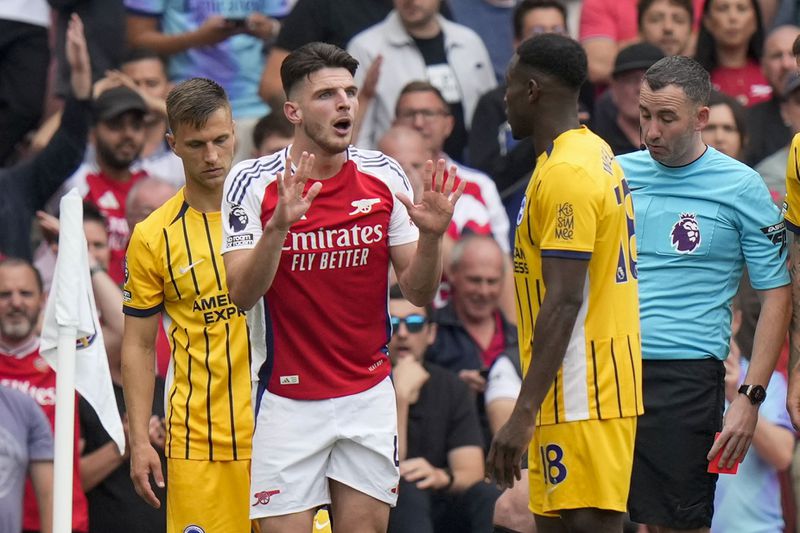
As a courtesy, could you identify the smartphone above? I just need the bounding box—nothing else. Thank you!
[225,17,247,27]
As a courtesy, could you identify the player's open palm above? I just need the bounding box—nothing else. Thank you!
[271,151,322,232]
[396,159,465,235]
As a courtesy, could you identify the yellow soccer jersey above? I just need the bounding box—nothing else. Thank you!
[785,133,800,234]
[513,127,643,426]
[123,190,253,460]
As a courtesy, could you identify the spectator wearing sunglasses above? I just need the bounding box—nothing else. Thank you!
[388,284,499,533]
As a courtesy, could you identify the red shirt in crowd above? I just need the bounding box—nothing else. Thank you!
[0,340,88,532]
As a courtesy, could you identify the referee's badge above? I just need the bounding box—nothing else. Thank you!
[670,213,701,253]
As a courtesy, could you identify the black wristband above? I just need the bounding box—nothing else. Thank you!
[441,467,454,491]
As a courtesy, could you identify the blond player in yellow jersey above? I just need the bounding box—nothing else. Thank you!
[121,78,254,533]
[487,34,643,533]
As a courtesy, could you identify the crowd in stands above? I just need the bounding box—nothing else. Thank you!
[1,0,800,532]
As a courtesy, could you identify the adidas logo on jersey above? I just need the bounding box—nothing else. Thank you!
[279,375,300,385]
[97,190,119,210]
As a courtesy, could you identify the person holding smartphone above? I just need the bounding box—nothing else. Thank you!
[122,0,285,161]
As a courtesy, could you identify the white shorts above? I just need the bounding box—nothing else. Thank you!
[250,376,400,519]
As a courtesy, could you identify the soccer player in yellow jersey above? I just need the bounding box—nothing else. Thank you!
[487,34,643,532]
[784,34,800,431]
[121,78,254,533]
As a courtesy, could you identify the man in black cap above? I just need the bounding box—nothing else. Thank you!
[50,85,149,284]
[592,43,666,155]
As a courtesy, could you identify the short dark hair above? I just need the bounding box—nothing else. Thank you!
[707,89,748,153]
[396,80,451,114]
[281,42,359,98]
[0,257,43,294]
[637,0,693,29]
[82,201,106,226]
[515,33,587,90]
[388,283,434,319]
[252,112,294,149]
[121,47,168,72]
[695,0,763,72]
[644,55,711,105]
[166,78,230,133]
[513,0,568,40]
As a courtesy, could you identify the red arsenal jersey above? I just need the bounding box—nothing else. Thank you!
[222,147,418,400]
[63,164,148,284]
[83,170,147,284]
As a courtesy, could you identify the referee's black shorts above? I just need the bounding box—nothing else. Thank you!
[628,358,725,529]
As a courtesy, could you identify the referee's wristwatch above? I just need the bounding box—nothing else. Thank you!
[738,384,767,405]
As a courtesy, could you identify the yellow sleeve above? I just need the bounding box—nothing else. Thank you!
[122,223,165,316]
[785,133,800,234]
[536,163,602,258]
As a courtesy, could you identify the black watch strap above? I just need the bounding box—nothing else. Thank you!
[738,384,767,405]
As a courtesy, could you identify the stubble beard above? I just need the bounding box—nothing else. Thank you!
[303,122,351,155]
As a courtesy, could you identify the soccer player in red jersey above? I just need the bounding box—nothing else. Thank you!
[222,42,464,533]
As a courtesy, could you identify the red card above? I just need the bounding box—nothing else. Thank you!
[707,432,739,474]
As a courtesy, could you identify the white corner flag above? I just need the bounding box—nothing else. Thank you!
[39,189,125,533]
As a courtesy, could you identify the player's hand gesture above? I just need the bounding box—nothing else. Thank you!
[268,152,322,232]
[486,410,534,490]
[130,442,164,508]
[395,159,465,236]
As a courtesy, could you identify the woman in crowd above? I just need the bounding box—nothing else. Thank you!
[701,90,749,160]
[695,0,770,106]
